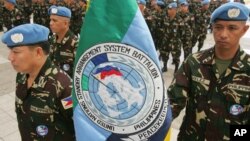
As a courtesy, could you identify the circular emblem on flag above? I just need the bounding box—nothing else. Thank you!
[36,125,48,136]
[74,43,168,140]
[230,104,243,116]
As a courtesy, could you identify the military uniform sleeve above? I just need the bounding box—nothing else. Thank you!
[56,73,74,121]
[167,58,191,119]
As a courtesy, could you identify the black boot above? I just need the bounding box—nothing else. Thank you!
[174,63,179,73]
[162,63,167,72]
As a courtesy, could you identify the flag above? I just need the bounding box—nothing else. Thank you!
[61,96,73,110]
[72,0,172,140]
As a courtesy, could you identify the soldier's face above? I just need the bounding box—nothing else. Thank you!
[8,46,37,73]
[167,8,177,16]
[212,20,249,51]
[138,4,145,14]
[180,5,188,13]
[50,15,69,34]
[4,1,12,10]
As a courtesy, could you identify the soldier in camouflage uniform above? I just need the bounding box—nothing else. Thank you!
[32,0,50,26]
[178,0,195,59]
[192,0,211,52]
[144,0,158,47]
[160,2,182,72]
[152,0,165,51]
[63,0,84,35]
[48,6,78,78]
[168,3,250,140]
[17,0,32,23]
[3,0,28,31]
[207,0,221,33]
[2,24,75,141]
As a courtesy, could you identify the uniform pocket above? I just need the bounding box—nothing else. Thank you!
[223,83,250,124]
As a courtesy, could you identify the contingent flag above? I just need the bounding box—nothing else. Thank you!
[72,0,172,140]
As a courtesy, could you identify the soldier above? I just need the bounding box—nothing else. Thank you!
[63,0,83,35]
[168,2,250,140]
[1,23,75,140]
[3,0,28,31]
[178,0,195,59]
[48,6,78,77]
[144,0,158,44]
[137,0,147,16]
[208,0,221,33]
[153,0,165,51]
[160,2,182,72]
[192,0,211,51]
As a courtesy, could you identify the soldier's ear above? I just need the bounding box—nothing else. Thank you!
[34,46,45,59]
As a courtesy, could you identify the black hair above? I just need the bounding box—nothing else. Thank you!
[27,41,50,55]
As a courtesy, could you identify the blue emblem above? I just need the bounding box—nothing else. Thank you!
[74,43,168,140]
[36,125,48,136]
[230,104,243,116]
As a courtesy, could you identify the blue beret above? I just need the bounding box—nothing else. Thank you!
[201,0,210,5]
[168,2,177,9]
[179,0,189,6]
[210,2,250,23]
[157,0,165,6]
[5,0,16,5]
[48,6,71,18]
[137,0,146,5]
[1,24,49,48]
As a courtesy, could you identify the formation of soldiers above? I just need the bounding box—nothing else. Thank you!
[0,0,87,36]
[138,0,234,72]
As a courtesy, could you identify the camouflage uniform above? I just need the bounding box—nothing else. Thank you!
[208,0,220,32]
[168,48,250,141]
[16,58,75,141]
[32,1,50,26]
[4,5,27,30]
[49,30,78,77]
[192,5,211,51]
[153,9,165,50]
[160,13,182,72]
[17,0,32,23]
[179,11,195,59]
[69,3,85,35]
[144,7,158,46]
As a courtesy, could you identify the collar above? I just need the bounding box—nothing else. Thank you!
[199,47,249,71]
[17,58,53,85]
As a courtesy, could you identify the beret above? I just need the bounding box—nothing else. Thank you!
[5,0,16,5]
[179,0,189,6]
[1,24,49,48]
[48,5,71,18]
[210,2,250,23]
[157,0,165,6]
[168,2,177,9]
[137,0,146,5]
[201,0,210,5]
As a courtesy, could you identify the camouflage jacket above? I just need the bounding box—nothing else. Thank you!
[168,47,250,141]
[5,6,27,30]
[179,12,195,38]
[15,58,75,141]
[162,14,182,43]
[49,30,79,78]
[32,3,50,26]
